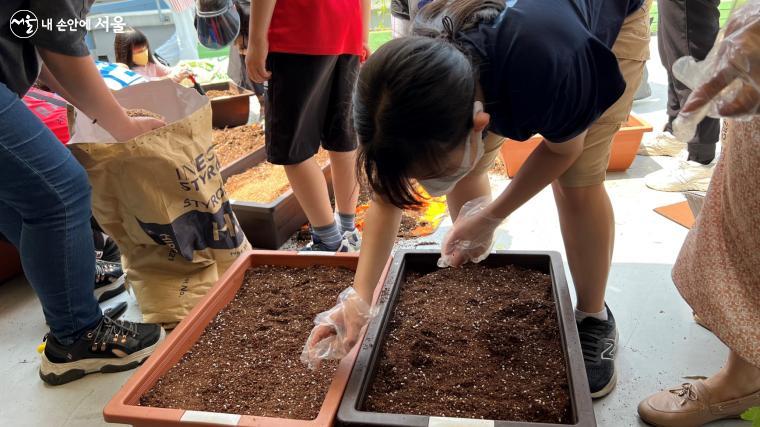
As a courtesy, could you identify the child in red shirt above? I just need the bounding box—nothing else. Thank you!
[246,0,370,251]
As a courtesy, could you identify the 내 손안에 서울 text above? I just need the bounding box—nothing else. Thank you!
[9,9,126,39]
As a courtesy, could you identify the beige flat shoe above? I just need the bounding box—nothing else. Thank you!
[638,381,760,426]
[692,312,711,331]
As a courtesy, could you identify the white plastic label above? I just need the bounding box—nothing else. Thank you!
[180,410,241,425]
[429,417,495,427]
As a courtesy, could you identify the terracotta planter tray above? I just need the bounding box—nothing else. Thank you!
[224,156,334,249]
[499,114,653,178]
[338,250,595,427]
[104,250,391,427]
[201,81,253,129]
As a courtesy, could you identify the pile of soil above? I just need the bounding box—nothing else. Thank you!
[126,108,164,121]
[356,186,439,239]
[212,124,265,167]
[225,150,330,203]
[489,155,509,176]
[140,265,353,419]
[364,264,572,423]
[206,89,238,99]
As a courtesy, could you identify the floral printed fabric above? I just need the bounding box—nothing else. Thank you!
[673,117,760,367]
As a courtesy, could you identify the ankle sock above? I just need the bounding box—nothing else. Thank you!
[337,212,356,233]
[312,222,342,250]
[575,307,608,322]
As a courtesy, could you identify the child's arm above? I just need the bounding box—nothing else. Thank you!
[302,198,402,368]
[352,198,402,303]
[246,0,276,83]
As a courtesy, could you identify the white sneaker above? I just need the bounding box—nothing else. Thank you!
[638,131,687,157]
[338,229,361,252]
[645,160,714,192]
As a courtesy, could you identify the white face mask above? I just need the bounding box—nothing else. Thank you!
[418,101,485,197]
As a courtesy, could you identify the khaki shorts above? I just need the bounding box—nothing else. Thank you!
[473,0,652,187]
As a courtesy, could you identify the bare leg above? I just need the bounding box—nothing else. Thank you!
[446,171,492,221]
[328,150,359,216]
[284,157,333,227]
[552,182,614,313]
[704,350,760,402]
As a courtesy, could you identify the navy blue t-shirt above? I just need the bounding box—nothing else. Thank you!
[460,0,643,142]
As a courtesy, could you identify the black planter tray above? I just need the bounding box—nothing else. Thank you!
[338,250,596,427]
[201,81,253,129]
[220,145,267,180]
[223,155,333,250]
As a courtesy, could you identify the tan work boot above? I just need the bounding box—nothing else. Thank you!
[638,131,687,157]
[638,381,760,426]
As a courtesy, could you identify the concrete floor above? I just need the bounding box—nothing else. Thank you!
[0,38,746,427]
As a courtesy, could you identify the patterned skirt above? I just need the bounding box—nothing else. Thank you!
[673,117,760,367]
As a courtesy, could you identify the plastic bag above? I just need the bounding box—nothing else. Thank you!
[672,0,760,141]
[438,195,502,268]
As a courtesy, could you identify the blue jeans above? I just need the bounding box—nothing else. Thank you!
[0,82,101,345]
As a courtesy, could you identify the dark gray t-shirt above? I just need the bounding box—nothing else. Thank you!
[460,0,642,142]
[1,1,93,96]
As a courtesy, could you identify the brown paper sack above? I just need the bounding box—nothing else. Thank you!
[69,79,251,326]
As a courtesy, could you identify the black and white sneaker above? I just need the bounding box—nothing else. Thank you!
[94,260,126,302]
[39,316,165,385]
[93,231,121,263]
[577,305,618,399]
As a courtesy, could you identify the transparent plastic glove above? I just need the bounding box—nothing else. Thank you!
[438,196,504,268]
[673,0,760,141]
[169,67,191,83]
[301,287,372,370]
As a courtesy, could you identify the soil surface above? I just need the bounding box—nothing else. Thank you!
[212,124,265,167]
[125,108,164,120]
[140,265,353,419]
[364,264,572,423]
[206,89,238,99]
[225,150,329,203]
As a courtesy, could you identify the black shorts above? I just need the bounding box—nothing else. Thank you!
[265,53,360,165]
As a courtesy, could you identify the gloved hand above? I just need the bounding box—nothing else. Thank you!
[438,196,504,268]
[673,0,760,141]
[169,67,191,83]
[301,287,372,370]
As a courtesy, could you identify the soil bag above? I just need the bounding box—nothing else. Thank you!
[69,79,251,326]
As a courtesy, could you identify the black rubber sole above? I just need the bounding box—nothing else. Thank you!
[103,301,128,320]
[96,283,126,303]
[39,358,145,386]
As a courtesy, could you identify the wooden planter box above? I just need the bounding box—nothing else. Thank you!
[219,143,267,180]
[338,250,596,427]
[222,156,334,250]
[201,81,253,129]
[104,250,391,427]
[0,239,22,283]
[499,114,653,178]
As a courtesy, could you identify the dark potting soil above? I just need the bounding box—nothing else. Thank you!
[364,264,572,423]
[139,265,353,419]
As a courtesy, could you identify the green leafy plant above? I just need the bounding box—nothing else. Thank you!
[742,407,760,427]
